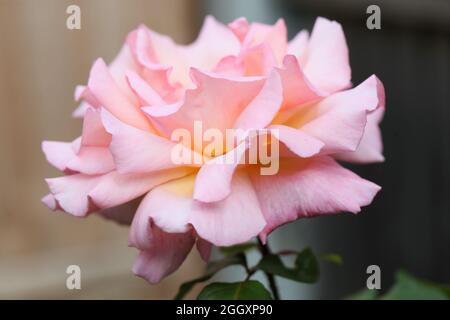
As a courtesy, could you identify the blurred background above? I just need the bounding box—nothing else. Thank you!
[0,0,449,299]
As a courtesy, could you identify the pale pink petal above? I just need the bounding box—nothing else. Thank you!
[102,109,201,174]
[89,168,193,210]
[193,141,248,203]
[228,17,249,42]
[183,15,241,73]
[287,30,309,60]
[131,172,265,247]
[268,125,324,157]
[74,85,101,108]
[234,70,283,130]
[45,174,100,217]
[126,70,166,106]
[80,108,111,147]
[191,172,266,246]
[42,140,76,172]
[141,69,264,137]
[302,17,351,94]
[277,55,324,110]
[132,223,195,284]
[41,193,60,211]
[242,19,287,65]
[250,157,381,242]
[88,58,152,131]
[65,146,114,175]
[72,102,91,118]
[108,44,141,103]
[335,106,385,163]
[45,168,191,217]
[129,174,195,246]
[288,75,384,154]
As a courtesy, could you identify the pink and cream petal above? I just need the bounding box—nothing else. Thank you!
[250,157,381,242]
[190,171,266,246]
[287,75,384,154]
[102,109,201,174]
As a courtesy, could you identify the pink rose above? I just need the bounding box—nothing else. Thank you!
[42,16,384,283]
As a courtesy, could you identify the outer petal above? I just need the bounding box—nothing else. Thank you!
[45,168,191,217]
[287,30,309,60]
[286,75,384,154]
[191,172,266,246]
[65,146,114,175]
[302,17,351,94]
[131,172,266,247]
[268,125,324,158]
[42,140,76,172]
[132,223,195,284]
[88,58,152,131]
[41,193,60,211]
[250,157,381,242]
[334,99,385,163]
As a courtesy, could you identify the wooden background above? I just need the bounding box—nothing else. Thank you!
[0,0,204,299]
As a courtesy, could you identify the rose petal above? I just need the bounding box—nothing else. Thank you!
[132,223,195,284]
[249,157,381,242]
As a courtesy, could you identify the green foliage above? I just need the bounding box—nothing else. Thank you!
[382,271,449,300]
[256,247,319,283]
[320,253,343,266]
[174,253,247,300]
[348,271,450,300]
[197,280,273,300]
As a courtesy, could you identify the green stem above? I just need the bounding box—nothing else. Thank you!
[257,238,280,300]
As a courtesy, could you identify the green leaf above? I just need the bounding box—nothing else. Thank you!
[219,243,257,256]
[346,288,378,300]
[174,254,247,300]
[197,280,273,300]
[320,253,343,266]
[256,247,319,283]
[381,271,448,300]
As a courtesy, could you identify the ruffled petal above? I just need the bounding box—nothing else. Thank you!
[334,91,385,163]
[249,157,381,242]
[301,17,351,94]
[102,109,201,174]
[276,55,325,110]
[131,172,266,247]
[286,75,384,154]
[88,58,152,131]
[234,70,283,130]
[142,69,264,137]
[132,223,195,283]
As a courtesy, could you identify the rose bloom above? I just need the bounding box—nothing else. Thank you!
[42,16,385,283]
